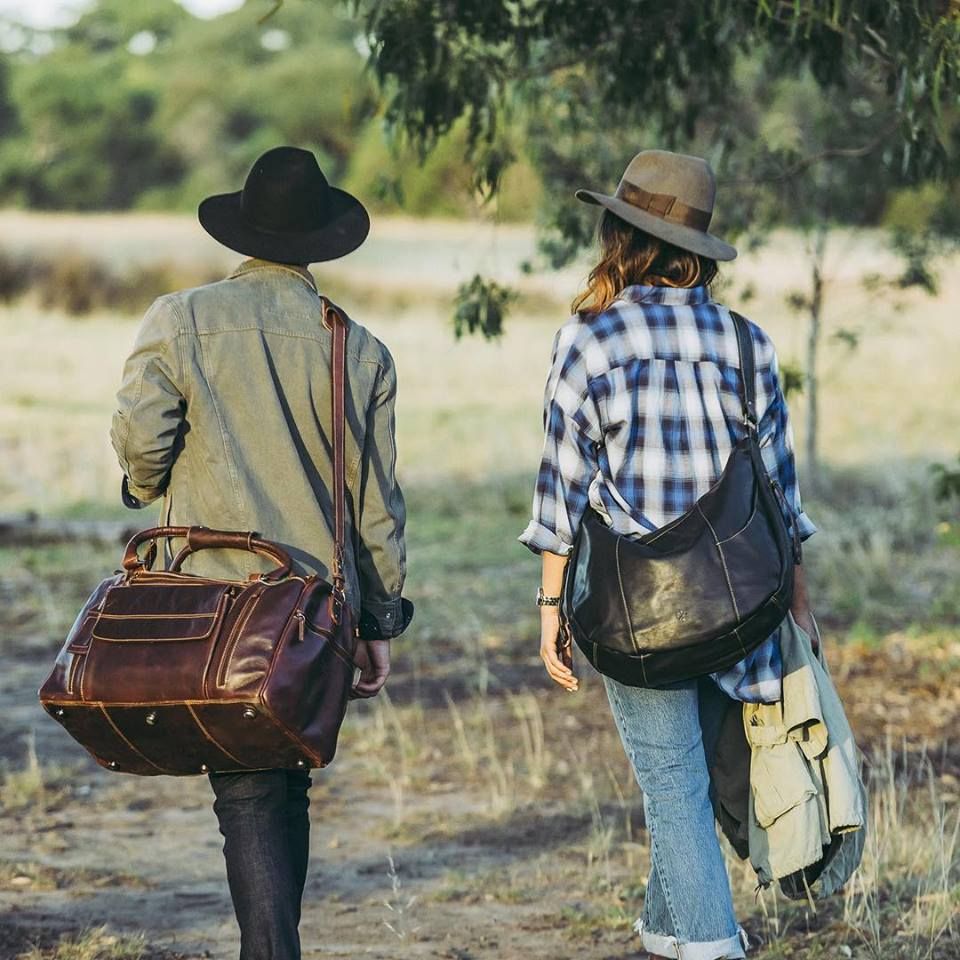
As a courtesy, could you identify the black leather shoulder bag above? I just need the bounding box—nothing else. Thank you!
[560,311,803,688]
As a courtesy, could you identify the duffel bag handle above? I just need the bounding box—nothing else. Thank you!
[122,526,293,581]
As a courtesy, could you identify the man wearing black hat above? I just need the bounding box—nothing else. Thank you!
[111,146,412,959]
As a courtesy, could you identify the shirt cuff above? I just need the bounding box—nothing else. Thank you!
[358,597,413,640]
[518,520,574,557]
[795,511,817,542]
[124,477,165,505]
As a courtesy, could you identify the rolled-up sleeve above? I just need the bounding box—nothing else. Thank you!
[356,347,409,638]
[757,352,817,542]
[110,296,186,504]
[519,321,601,556]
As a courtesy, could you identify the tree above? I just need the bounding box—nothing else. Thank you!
[350,1,959,272]
[355,1,959,198]
[711,60,960,486]
[349,0,960,481]
[0,0,189,209]
[0,0,380,211]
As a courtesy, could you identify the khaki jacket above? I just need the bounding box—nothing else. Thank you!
[743,613,867,894]
[110,259,408,638]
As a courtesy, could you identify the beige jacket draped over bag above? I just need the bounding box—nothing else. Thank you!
[743,612,867,894]
[709,612,867,899]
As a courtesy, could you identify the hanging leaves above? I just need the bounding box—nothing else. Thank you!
[452,274,517,340]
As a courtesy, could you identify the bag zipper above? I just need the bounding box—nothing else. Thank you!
[216,589,264,688]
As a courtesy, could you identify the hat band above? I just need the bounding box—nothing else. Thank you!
[616,182,712,232]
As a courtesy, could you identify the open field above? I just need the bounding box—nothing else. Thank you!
[1,210,959,515]
[0,213,958,959]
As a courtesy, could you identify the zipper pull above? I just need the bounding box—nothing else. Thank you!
[294,610,305,643]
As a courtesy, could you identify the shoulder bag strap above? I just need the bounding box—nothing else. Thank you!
[729,311,758,435]
[320,296,348,601]
[730,309,803,563]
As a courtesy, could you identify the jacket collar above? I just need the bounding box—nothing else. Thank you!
[619,283,711,306]
[229,258,318,294]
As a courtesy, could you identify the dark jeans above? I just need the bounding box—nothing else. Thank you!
[209,769,312,960]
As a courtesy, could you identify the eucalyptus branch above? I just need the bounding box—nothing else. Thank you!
[722,121,900,187]
[258,0,283,23]
[764,1,894,67]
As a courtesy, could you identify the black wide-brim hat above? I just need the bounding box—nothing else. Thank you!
[199,146,369,263]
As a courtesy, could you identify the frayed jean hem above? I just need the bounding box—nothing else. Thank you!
[635,919,749,960]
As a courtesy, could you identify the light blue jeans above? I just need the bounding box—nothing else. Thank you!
[604,675,750,960]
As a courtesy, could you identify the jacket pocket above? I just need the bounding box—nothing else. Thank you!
[750,741,819,828]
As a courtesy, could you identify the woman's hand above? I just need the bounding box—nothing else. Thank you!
[790,564,819,654]
[540,607,579,692]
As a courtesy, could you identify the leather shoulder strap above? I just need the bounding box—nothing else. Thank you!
[729,311,758,433]
[320,296,348,595]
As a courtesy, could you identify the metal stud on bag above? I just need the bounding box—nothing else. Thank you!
[242,707,257,720]
[145,711,158,726]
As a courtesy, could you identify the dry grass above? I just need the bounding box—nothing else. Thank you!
[16,927,147,960]
[341,679,960,959]
[0,214,957,513]
[842,742,960,959]
[0,737,79,818]
[0,862,146,893]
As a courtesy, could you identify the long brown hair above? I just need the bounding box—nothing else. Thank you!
[572,210,719,315]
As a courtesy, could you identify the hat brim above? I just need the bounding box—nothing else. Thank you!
[198,187,370,264]
[575,189,737,262]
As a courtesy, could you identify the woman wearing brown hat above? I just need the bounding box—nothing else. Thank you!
[520,150,817,958]
[112,146,413,959]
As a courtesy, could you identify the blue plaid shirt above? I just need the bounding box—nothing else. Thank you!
[519,283,816,703]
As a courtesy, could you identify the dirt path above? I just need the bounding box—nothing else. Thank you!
[4,629,959,960]
[2,646,646,960]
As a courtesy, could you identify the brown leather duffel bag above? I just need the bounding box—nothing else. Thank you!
[39,299,358,776]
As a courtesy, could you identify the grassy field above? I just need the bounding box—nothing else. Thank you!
[0,213,958,959]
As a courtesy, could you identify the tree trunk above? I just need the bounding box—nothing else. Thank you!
[804,226,827,492]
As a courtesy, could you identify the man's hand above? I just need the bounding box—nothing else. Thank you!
[351,639,390,699]
[540,607,578,692]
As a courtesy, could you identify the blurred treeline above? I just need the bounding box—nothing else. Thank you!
[0,0,541,219]
[0,0,955,233]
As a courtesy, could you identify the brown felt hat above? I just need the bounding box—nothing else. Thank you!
[576,149,737,262]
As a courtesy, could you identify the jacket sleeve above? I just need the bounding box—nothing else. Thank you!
[355,347,408,639]
[110,296,186,504]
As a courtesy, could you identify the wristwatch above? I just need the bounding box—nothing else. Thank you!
[536,587,561,607]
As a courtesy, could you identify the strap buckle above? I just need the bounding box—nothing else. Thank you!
[331,577,347,626]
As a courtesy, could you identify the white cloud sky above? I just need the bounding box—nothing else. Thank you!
[0,0,247,28]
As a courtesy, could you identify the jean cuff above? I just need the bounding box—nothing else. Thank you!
[635,919,749,959]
